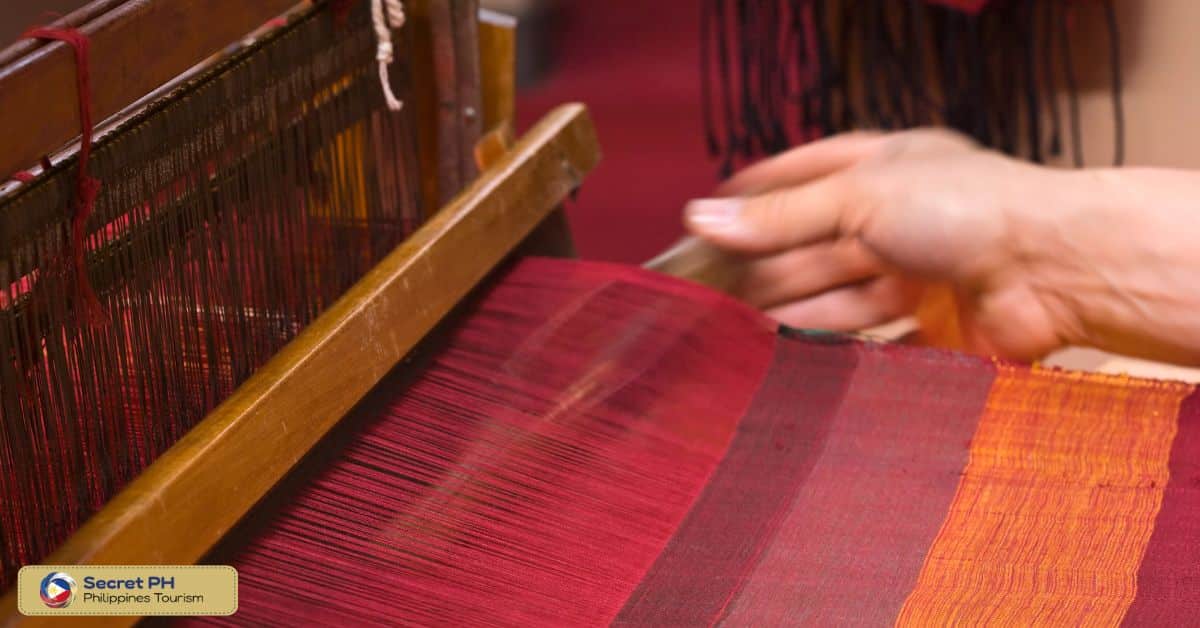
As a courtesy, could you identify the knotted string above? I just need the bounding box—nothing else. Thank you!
[371,0,406,111]
[22,26,105,322]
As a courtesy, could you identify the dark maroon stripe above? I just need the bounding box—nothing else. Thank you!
[1123,387,1200,626]
[719,343,996,624]
[614,334,858,625]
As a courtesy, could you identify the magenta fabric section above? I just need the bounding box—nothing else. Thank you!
[1123,388,1200,625]
[196,259,777,626]
[720,341,996,624]
[614,334,858,624]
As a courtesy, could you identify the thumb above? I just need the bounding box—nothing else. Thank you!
[684,176,851,255]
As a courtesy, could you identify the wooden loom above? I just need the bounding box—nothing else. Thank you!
[0,1,601,624]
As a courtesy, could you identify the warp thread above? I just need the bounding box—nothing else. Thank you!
[21,26,105,321]
[0,3,423,589]
[371,0,406,111]
[196,259,777,626]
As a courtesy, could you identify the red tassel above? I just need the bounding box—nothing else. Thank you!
[22,26,105,323]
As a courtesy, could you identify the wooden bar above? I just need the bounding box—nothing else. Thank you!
[0,0,298,179]
[478,8,517,132]
[405,0,444,214]
[0,0,125,68]
[0,103,598,628]
[474,9,516,171]
[453,0,484,182]
[428,0,466,204]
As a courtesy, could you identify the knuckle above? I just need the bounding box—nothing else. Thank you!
[879,127,978,160]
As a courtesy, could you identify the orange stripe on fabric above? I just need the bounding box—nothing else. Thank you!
[896,365,1192,626]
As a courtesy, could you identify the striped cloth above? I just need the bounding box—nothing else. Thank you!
[205,258,1199,626]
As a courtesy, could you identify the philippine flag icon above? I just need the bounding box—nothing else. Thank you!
[39,572,76,609]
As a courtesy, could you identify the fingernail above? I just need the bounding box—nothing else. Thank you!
[685,198,742,231]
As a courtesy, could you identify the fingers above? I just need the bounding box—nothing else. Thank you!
[685,174,859,256]
[690,128,980,257]
[716,131,886,197]
[734,240,881,309]
[763,275,923,332]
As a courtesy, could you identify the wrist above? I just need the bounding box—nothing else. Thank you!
[1000,166,1124,348]
[1012,166,1200,362]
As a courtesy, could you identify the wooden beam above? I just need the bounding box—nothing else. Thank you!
[407,0,483,209]
[452,0,484,183]
[478,8,516,132]
[0,103,598,627]
[0,0,125,68]
[0,0,299,179]
[405,0,443,214]
[474,12,516,171]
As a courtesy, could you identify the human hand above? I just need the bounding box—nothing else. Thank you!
[684,129,1200,364]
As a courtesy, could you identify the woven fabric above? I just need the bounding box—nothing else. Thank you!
[198,258,1200,626]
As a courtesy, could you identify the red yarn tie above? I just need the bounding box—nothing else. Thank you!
[22,26,104,320]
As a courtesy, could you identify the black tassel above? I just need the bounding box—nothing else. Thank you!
[936,9,963,132]
[1020,0,1042,163]
[835,2,857,130]
[698,0,1123,175]
[1103,0,1125,166]
[792,0,812,145]
[1058,2,1084,167]
[811,0,835,135]
[710,0,739,173]
[1041,0,1063,158]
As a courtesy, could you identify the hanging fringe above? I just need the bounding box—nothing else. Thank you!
[701,0,1126,173]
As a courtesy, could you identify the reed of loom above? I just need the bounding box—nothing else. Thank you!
[0,0,615,624]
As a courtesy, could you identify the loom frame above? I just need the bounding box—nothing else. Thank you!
[0,1,598,625]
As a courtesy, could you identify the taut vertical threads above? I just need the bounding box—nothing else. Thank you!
[0,2,423,588]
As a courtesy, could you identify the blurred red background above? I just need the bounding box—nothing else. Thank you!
[516,0,711,263]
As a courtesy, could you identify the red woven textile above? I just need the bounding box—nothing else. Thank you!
[195,258,1199,625]
[1124,391,1200,623]
[201,259,776,625]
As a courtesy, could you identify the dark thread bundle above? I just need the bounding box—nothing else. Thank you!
[0,4,422,589]
[701,0,1125,177]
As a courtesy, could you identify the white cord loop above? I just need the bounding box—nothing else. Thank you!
[371,0,405,111]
